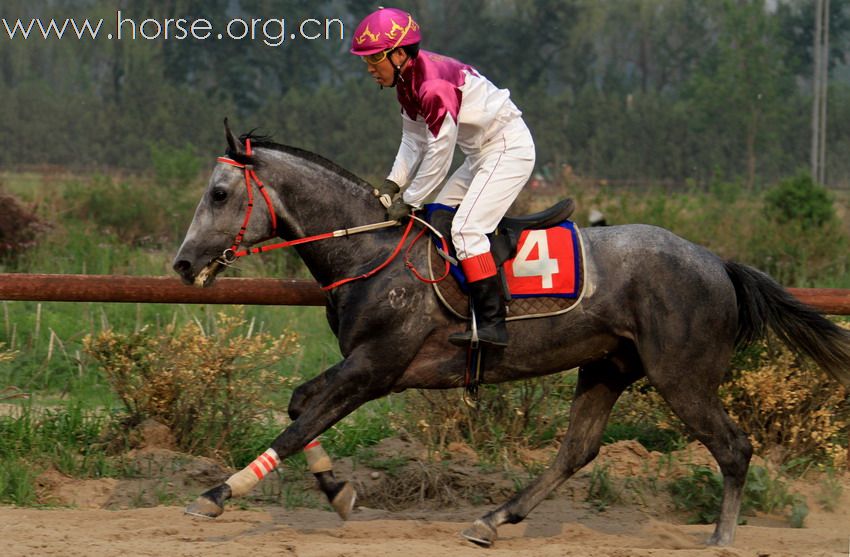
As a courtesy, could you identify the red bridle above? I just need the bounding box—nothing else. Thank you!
[216,139,278,263]
[212,139,449,290]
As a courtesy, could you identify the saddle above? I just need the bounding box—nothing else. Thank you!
[426,199,586,321]
[492,199,576,266]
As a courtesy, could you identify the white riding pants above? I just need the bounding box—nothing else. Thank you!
[434,118,535,260]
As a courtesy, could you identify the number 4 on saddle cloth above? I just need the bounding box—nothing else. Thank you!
[424,200,586,321]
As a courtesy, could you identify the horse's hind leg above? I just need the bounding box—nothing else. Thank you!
[462,359,642,547]
[648,357,752,546]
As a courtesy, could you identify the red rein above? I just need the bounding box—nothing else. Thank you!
[215,141,450,291]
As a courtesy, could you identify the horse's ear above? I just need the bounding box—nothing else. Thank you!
[224,118,243,154]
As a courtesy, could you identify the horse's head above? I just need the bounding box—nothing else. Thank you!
[172,120,278,287]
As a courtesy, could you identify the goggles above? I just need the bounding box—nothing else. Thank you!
[361,49,393,65]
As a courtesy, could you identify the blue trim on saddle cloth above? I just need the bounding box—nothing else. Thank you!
[424,204,469,289]
[424,203,582,299]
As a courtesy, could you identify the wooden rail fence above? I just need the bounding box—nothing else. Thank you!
[0,274,326,306]
[786,288,850,316]
[0,274,849,315]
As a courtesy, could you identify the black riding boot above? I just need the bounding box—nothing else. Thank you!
[448,274,508,347]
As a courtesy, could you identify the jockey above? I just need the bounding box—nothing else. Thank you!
[351,7,536,347]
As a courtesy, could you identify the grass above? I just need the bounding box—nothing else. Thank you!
[816,472,844,512]
[0,403,123,504]
[322,397,404,457]
[669,465,810,527]
[0,301,339,405]
[602,422,685,454]
[0,459,38,506]
[586,464,621,511]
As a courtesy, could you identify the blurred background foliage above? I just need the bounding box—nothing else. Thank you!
[0,0,848,187]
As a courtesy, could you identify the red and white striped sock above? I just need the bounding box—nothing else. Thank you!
[225,448,280,497]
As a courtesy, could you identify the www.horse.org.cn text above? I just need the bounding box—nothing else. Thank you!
[1,11,346,47]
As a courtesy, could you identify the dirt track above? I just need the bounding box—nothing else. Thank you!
[1,497,847,557]
[3,438,847,557]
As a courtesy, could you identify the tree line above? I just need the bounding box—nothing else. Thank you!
[0,0,848,188]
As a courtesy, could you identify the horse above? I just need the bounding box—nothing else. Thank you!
[172,121,850,547]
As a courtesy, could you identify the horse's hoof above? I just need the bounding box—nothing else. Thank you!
[461,519,497,547]
[706,533,732,546]
[331,482,357,520]
[184,483,231,518]
[184,495,225,518]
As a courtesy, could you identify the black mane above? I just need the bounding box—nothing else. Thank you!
[227,131,371,189]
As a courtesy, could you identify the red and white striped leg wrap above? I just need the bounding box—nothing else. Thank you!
[225,448,280,497]
[303,438,333,474]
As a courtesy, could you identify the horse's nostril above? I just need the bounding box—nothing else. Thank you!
[173,260,192,275]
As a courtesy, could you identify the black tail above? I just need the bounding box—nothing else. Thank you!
[725,261,850,388]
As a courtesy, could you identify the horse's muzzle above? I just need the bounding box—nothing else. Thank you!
[172,259,196,286]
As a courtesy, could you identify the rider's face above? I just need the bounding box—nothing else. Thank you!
[365,50,407,87]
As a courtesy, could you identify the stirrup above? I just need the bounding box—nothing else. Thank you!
[448,326,507,347]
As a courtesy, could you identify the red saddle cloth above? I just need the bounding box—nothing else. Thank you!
[503,222,580,298]
[428,220,585,321]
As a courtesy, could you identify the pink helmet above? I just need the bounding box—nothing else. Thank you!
[350,8,421,56]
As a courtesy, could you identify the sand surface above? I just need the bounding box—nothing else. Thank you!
[3,438,847,556]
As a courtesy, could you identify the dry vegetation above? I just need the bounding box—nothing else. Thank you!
[0,191,48,261]
[84,310,300,462]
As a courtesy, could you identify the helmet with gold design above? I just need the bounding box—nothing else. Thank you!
[350,8,421,57]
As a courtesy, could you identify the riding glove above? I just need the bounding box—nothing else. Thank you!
[373,179,400,209]
[387,197,411,221]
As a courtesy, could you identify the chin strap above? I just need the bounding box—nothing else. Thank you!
[381,50,407,89]
[390,61,405,87]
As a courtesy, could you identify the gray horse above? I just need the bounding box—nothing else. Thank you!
[173,123,850,547]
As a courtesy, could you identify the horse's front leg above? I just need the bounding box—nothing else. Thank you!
[185,352,400,519]
[288,368,356,519]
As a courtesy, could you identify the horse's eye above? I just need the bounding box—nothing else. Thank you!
[211,188,228,202]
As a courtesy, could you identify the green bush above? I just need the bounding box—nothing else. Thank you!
[149,142,203,188]
[764,172,835,230]
[606,379,688,453]
[0,459,37,505]
[669,466,724,524]
[574,177,849,287]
